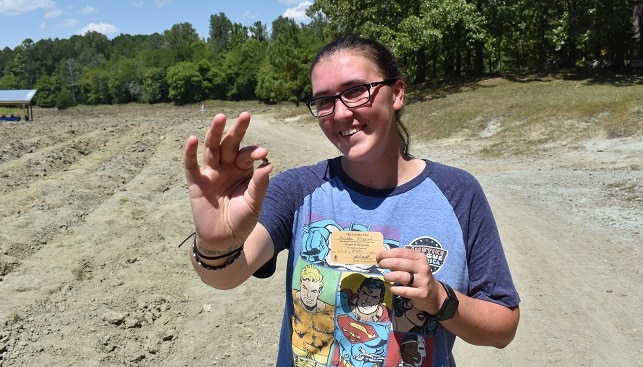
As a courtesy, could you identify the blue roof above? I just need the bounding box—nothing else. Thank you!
[0,89,37,104]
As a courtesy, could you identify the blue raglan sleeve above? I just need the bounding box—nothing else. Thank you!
[429,161,520,307]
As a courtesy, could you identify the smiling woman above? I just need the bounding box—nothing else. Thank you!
[183,35,520,366]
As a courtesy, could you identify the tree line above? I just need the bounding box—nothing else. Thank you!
[0,1,641,109]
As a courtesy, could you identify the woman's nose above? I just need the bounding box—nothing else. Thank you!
[333,98,353,118]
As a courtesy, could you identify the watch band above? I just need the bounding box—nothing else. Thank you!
[431,281,459,321]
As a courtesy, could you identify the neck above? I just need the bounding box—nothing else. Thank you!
[341,153,422,190]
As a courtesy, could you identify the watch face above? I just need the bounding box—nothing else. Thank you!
[439,298,459,320]
[436,282,459,321]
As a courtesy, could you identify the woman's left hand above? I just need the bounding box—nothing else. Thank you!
[376,247,445,316]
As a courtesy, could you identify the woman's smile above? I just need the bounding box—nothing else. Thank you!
[340,126,363,137]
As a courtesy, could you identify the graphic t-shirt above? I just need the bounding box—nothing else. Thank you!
[256,158,520,367]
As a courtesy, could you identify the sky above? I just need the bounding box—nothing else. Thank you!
[0,0,312,49]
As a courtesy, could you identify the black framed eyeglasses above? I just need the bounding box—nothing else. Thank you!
[306,79,398,118]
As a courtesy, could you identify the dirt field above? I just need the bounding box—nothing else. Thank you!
[0,104,641,366]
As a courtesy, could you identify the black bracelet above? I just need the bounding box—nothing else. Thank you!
[192,236,243,260]
[177,232,196,248]
[178,232,243,260]
[192,239,244,271]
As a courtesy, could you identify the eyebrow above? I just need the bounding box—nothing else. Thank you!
[312,79,369,99]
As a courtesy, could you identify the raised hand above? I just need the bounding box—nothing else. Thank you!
[183,112,272,250]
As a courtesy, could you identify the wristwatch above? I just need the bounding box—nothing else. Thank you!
[430,281,459,321]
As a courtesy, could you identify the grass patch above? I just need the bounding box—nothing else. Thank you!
[606,179,641,204]
[0,259,18,276]
[403,73,643,155]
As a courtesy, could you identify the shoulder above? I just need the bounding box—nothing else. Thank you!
[424,160,484,195]
[426,160,478,183]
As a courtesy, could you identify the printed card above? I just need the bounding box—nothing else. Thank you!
[329,231,383,265]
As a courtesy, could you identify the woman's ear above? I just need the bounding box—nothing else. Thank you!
[393,79,405,110]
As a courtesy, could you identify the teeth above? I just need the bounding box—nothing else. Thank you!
[341,127,361,136]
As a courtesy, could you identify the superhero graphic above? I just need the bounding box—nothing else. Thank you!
[292,263,337,365]
[392,296,438,336]
[384,332,433,367]
[332,274,392,366]
[293,220,448,366]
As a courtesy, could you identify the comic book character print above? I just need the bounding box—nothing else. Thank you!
[301,219,398,273]
[332,275,391,367]
[392,296,438,336]
[292,264,336,365]
[383,332,433,367]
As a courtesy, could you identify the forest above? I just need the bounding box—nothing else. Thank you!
[0,0,641,109]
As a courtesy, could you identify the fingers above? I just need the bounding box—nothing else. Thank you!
[377,247,432,288]
[200,111,253,169]
[376,247,424,267]
[220,112,251,165]
[235,145,268,171]
[202,113,228,166]
[183,135,200,185]
[183,112,271,196]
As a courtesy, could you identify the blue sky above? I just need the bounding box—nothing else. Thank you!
[0,0,312,49]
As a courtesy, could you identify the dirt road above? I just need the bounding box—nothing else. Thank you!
[1,105,641,366]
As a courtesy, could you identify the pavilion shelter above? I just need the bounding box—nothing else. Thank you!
[0,89,37,121]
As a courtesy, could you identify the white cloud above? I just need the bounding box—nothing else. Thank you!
[132,1,144,7]
[43,7,62,18]
[154,0,172,8]
[283,1,311,23]
[0,0,55,16]
[80,6,97,15]
[242,10,258,21]
[79,22,119,37]
[61,18,78,28]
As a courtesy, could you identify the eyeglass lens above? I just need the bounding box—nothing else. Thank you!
[310,85,370,117]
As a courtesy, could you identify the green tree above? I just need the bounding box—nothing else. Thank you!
[108,58,144,103]
[256,17,319,104]
[30,38,63,77]
[55,87,75,109]
[249,21,269,42]
[69,32,110,67]
[13,39,39,86]
[164,22,201,61]
[142,67,169,104]
[166,61,204,104]
[80,67,111,105]
[308,0,487,80]
[0,73,21,89]
[34,74,64,107]
[221,39,266,100]
[61,58,81,103]
[209,13,234,54]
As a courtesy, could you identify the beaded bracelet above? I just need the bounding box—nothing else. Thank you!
[191,236,243,271]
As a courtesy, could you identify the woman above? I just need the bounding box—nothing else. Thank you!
[183,36,520,366]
